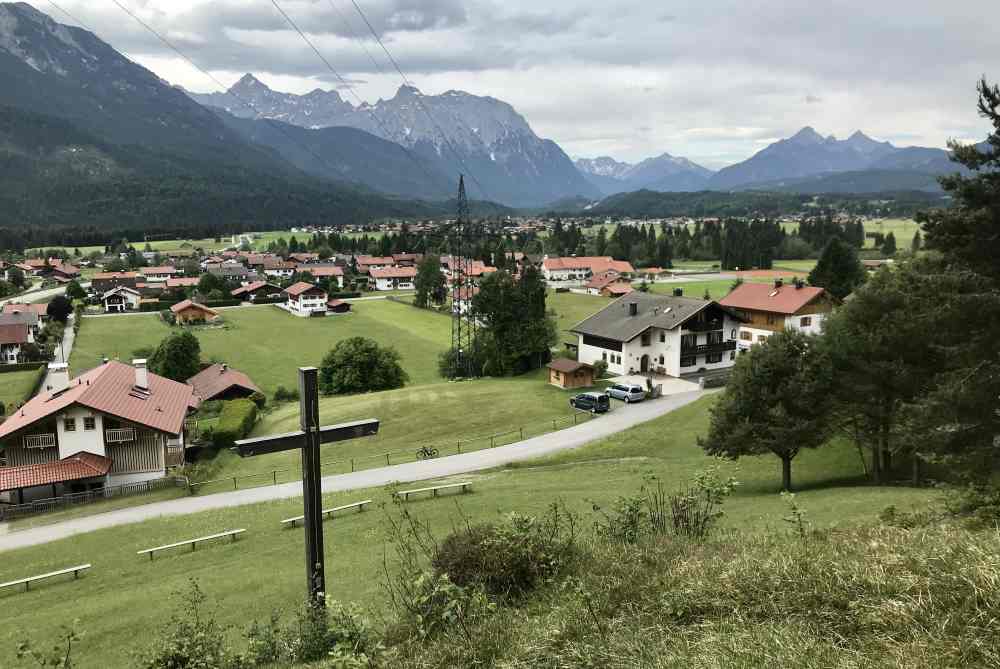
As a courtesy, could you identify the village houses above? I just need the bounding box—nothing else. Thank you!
[718,279,838,352]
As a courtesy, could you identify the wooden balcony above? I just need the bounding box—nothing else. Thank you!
[684,320,724,333]
[23,433,56,449]
[105,428,136,443]
[681,340,737,356]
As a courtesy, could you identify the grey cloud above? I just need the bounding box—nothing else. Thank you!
[805,94,822,104]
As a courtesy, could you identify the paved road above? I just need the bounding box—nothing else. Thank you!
[38,313,77,391]
[0,390,707,552]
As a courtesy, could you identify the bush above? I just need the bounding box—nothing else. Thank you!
[283,600,381,664]
[947,484,1000,528]
[320,337,408,394]
[211,399,257,450]
[272,385,299,403]
[248,391,266,409]
[431,503,578,599]
[592,359,608,379]
[141,580,233,669]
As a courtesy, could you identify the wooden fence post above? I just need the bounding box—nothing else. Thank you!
[233,477,238,490]
[272,471,277,486]
[385,453,390,466]
[351,458,355,472]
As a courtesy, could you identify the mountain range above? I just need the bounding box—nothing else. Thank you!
[189,76,599,206]
[575,153,715,195]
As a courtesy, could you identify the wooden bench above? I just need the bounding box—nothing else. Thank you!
[137,529,246,560]
[281,499,372,528]
[394,482,473,502]
[0,564,91,593]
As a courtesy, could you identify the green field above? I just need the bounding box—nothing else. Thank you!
[70,301,453,394]
[0,397,939,668]
[194,371,607,491]
[547,289,608,336]
[0,367,44,415]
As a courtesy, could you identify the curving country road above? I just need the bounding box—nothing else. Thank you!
[0,390,708,552]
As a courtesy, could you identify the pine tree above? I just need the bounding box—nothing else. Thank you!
[881,231,897,256]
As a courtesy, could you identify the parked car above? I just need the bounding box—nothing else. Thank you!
[569,392,610,414]
[606,383,647,403]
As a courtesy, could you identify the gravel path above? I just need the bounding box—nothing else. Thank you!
[0,390,707,552]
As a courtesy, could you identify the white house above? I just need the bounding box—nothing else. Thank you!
[0,321,33,365]
[369,266,417,291]
[102,286,142,313]
[263,260,296,280]
[718,279,838,352]
[283,282,328,317]
[0,360,196,503]
[571,292,743,377]
[141,266,178,282]
[303,265,345,289]
[542,256,635,287]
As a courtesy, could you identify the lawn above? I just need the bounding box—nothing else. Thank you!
[69,301,452,394]
[0,397,940,668]
[195,371,609,491]
[547,289,607,337]
[0,367,44,415]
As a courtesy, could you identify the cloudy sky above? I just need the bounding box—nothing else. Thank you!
[38,0,1000,168]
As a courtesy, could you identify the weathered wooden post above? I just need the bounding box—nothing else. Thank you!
[233,367,379,607]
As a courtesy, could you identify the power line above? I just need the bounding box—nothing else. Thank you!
[269,0,445,191]
[345,0,492,200]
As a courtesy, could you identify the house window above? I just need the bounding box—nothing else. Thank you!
[707,352,723,363]
[757,335,767,343]
[641,332,651,347]
[707,331,724,345]
[680,356,696,368]
[64,418,76,432]
[740,331,752,341]
[84,417,96,431]
[800,316,812,327]
[730,351,736,361]
[659,331,665,343]
[602,351,607,361]
[731,328,737,339]
[659,355,664,365]
[680,333,697,350]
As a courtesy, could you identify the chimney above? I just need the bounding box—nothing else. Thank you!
[774,278,784,289]
[673,288,683,297]
[46,363,69,393]
[628,302,638,316]
[133,359,149,390]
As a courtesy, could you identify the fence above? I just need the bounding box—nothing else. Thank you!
[0,476,187,521]
[186,409,600,495]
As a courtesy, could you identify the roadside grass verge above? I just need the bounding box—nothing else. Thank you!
[0,397,940,668]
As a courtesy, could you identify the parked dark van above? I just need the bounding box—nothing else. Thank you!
[569,392,610,414]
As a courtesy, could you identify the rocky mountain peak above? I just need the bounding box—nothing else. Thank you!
[788,126,826,144]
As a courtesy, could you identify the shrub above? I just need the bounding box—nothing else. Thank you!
[947,483,1000,528]
[248,391,266,409]
[211,399,257,450]
[431,503,578,599]
[592,359,608,379]
[320,337,408,394]
[272,385,299,403]
[284,600,381,664]
[141,580,233,669]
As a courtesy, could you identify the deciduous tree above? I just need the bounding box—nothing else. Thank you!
[319,337,408,395]
[413,255,445,308]
[699,330,833,491]
[149,330,202,382]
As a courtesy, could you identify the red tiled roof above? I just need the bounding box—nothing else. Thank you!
[2,303,48,316]
[327,299,350,309]
[187,363,260,402]
[92,271,139,280]
[370,267,417,279]
[301,266,343,277]
[284,281,324,297]
[454,286,479,301]
[586,271,624,290]
[52,263,80,276]
[231,280,280,297]
[0,361,195,441]
[719,282,827,315]
[543,256,635,274]
[263,259,296,270]
[0,452,113,493]
[0,323,29,345]
[289,253,319,262]
[604,283,634,296]
[170,300,219,316]
[166,277,200,288]
[355,255,394,265]
[143,266,177,275]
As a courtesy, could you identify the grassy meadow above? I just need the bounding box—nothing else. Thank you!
[70,301,453,394]
[0,396,941,668]
[0,367,45,414]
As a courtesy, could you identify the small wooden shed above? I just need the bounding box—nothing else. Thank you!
[547,358,595,390]
[170,299,219,325]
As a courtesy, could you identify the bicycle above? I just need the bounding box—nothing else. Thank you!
[416,445,439,460]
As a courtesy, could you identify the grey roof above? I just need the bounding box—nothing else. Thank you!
[208,265,249,277]
[571,292,713,342]
[0,312,38,327]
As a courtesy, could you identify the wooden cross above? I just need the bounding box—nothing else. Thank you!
[233,367,379,607]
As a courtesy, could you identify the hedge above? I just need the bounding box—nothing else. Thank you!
[0,361,47,373]
[211,399,258,450]
[328,291,362,299]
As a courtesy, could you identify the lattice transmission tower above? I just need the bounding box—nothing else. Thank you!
[449,175,478,377]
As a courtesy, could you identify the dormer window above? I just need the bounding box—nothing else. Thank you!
[63,418,77,432]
